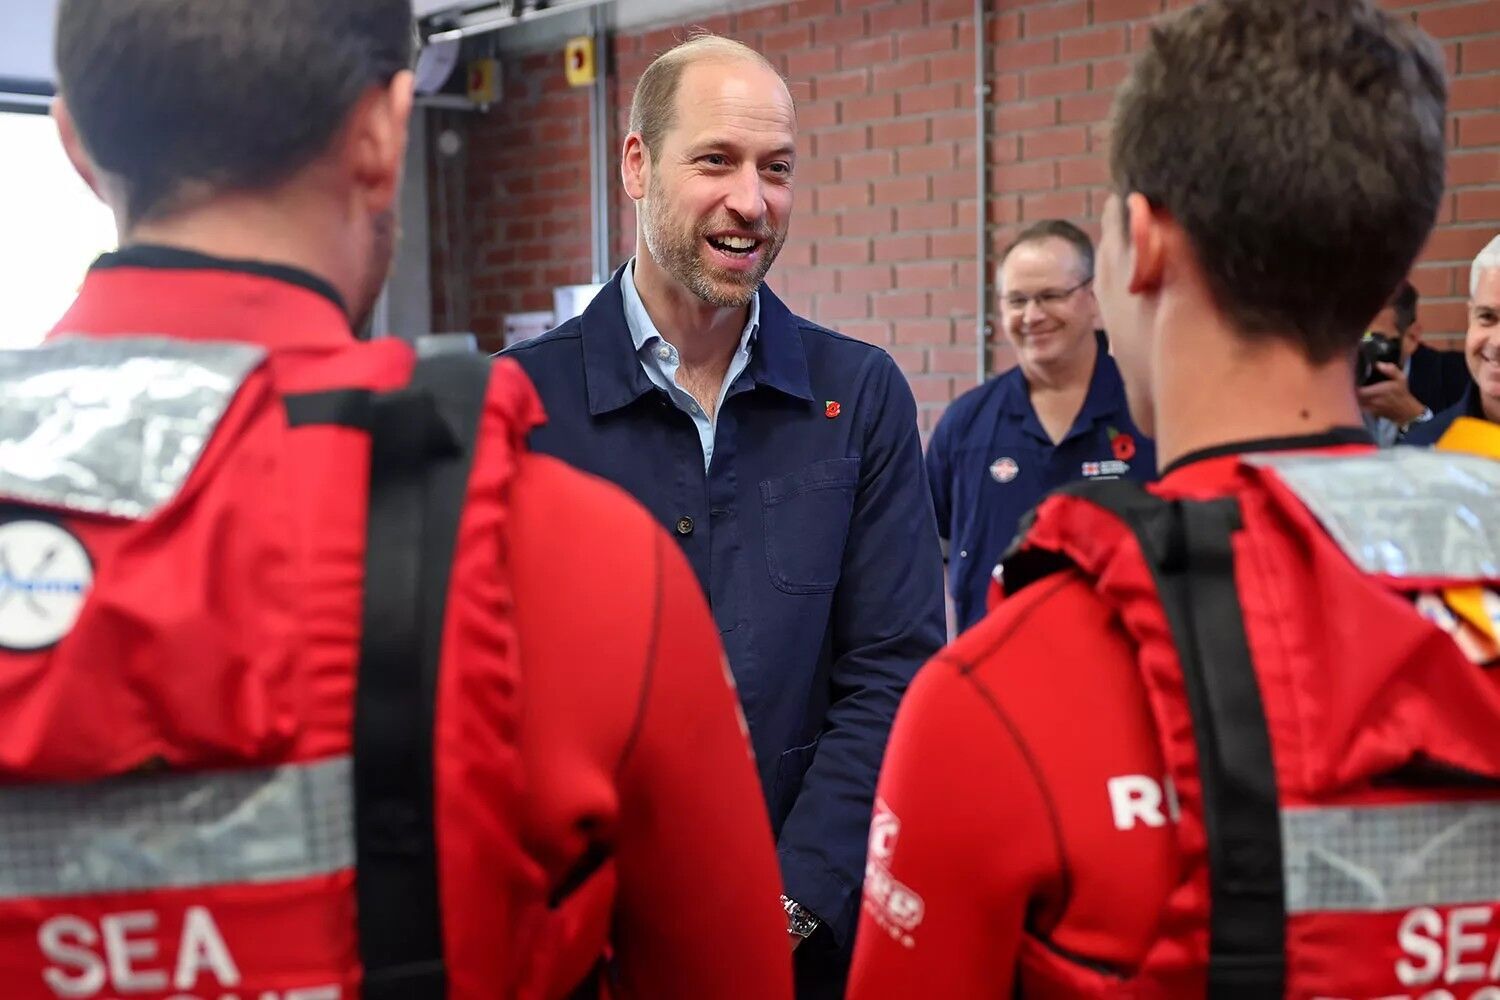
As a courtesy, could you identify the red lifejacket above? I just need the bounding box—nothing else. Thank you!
[1000,445,1500,999]
[0,334,542,1000]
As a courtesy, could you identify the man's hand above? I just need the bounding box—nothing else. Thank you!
[1357,362,1426,424]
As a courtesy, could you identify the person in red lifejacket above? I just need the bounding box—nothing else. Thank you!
[0,2,792,999]
[849,2,1500,998]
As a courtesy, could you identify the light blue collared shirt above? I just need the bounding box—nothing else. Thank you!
[1363,355,1424,447]
[621,258,759,470]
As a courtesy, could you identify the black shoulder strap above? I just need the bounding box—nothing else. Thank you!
[284,389,375,429]
[346,353,493,1000]
[1017,479,1288,997]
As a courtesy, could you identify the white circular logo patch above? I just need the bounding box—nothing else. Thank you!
[989,457,1020,483]
[0,520,93,651]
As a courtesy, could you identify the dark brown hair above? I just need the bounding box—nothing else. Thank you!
[1110,0,1447,361]
[56,0,414,226]
[1387,279,1419,334]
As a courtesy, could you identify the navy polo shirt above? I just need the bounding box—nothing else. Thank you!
[927,335,1156,632]
[504,265,945,944]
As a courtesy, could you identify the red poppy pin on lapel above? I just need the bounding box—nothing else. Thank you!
[825,401,841,419]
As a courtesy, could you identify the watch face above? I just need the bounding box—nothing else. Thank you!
[786,903,819,937]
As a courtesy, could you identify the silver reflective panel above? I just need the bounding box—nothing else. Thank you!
[1283,800,1500,913]
[0,337,265,520]
[0,756,353,900]
[1248,449,1500,579]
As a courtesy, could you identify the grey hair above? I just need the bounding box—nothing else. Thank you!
[1475,234,1500,298]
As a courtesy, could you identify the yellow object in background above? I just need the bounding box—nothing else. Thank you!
[1444,587,1500,644]
[1437,416,1500,459]
[1430,416,1500,664]
[467,58,501,105]
[565,36,597,87]
[1415,593,1500,664]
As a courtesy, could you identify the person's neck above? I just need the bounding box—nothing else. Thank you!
[1022,331,1097,395]
[633,249,748,372]
[1151,303,1363,471]
[1483,392,1500,425]
[125,193,358,317]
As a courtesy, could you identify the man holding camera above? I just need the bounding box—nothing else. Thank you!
[1357,278,1469,444]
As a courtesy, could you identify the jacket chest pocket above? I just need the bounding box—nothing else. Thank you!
[760,457,860,595]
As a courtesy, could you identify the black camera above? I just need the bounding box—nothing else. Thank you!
[1357,332,1401,386]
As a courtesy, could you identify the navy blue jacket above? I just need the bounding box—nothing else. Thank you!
[926,336,1155,631]
[505,268,945,943]
[1404,382,1486,445]
[1408,343,1472,416]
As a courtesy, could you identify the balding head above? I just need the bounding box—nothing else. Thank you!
[629,34,791,160]
[621,34,796,311]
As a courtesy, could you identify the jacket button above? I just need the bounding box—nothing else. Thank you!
[676,516,695,536]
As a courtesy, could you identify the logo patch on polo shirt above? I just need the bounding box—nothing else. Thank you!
[989,457,1020,483]
[1082,460,1131,478]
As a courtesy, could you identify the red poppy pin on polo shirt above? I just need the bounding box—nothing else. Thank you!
[1108,427,1137,462]
[826,401,841,419]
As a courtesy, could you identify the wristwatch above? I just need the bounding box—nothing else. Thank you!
[781,895,821,939]
[1399,407,1434,436]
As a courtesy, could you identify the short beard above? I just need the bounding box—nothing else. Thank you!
[641,177,783,309]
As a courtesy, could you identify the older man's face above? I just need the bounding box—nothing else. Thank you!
[1468,268,1500,406]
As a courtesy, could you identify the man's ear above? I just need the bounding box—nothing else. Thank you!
[1084,286,1103,330]
[621,132,649,202]
[1125,192,1166,296]
[52,98,106,204]
[347,71,415,215]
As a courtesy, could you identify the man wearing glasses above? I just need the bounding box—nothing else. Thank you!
[925,220,1154,634]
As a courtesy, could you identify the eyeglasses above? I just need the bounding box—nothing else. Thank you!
[1002,277,1093,314]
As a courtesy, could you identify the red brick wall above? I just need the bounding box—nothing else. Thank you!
[987,0,1500,354]
[431,0,1500,426]
[428,56,592,335]
[433,0,982,429]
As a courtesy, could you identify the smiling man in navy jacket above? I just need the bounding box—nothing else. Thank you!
[503,34,945,998]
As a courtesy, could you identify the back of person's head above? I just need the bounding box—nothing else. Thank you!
[1000,220,1094,284]
[1110,0,1447,362]
[628,33,786,161]
[1387,279,1419,336]
[55,0,414,229]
